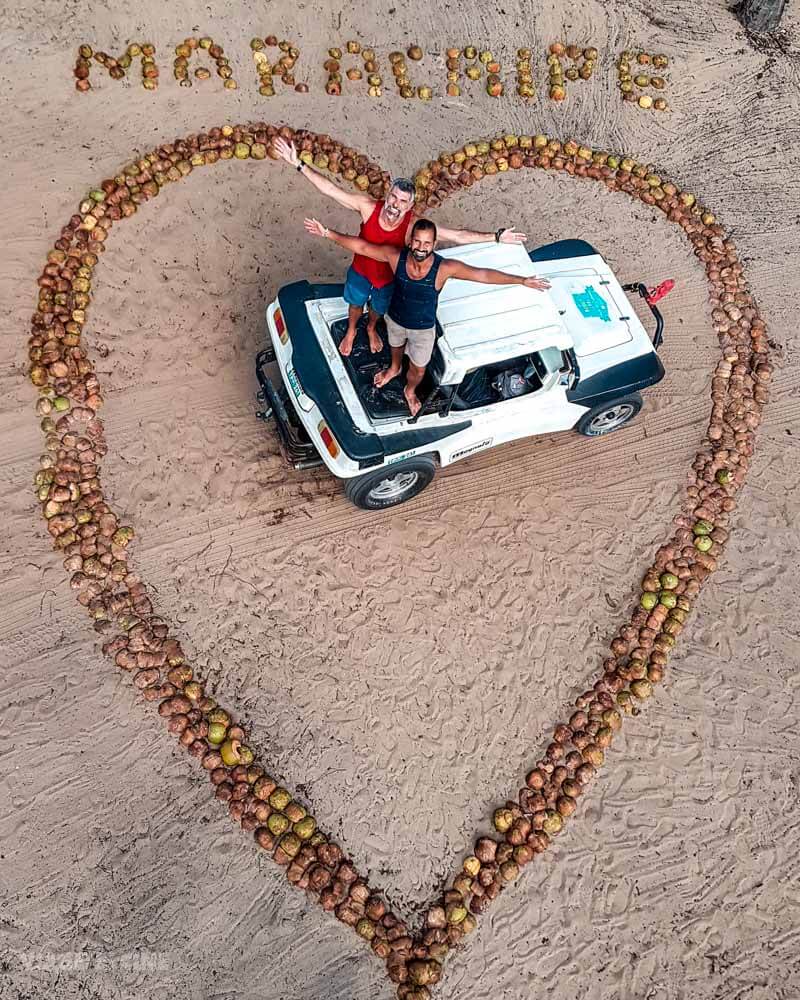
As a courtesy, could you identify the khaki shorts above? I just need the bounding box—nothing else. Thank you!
[385,316,436,368]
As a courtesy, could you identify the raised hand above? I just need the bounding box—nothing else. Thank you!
[304,217,329,238]
[499,228,528,244]
[523,275,551,290]
[274,136,300,167]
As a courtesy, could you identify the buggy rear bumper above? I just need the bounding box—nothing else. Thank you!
[255,348,324,470]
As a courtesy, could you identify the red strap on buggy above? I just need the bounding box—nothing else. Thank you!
[645,279,675,304]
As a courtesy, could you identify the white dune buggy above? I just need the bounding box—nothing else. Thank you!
[255,239,668,510]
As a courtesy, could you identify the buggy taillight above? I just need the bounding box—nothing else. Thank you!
[317,420,340,458]
[273,307,288,344]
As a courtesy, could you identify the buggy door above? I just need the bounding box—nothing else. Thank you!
[448,349,584,448]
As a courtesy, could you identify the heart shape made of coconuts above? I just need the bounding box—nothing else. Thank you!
[28,122,771,999]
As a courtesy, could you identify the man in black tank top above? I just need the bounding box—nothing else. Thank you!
[305,217,551,417]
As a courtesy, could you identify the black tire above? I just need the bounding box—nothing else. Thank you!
[575,393,643,437]
[344,456,437,510]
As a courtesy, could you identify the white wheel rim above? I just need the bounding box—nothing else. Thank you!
[368,471,419,501]
[589,402,635,433]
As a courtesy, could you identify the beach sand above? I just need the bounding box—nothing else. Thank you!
[1,2,799,998]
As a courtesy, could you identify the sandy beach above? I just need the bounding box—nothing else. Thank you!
[1,2,799,998]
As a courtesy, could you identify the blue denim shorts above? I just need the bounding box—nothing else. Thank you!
[343,266,393,315]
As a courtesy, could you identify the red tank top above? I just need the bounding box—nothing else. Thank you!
[351,201,411,288]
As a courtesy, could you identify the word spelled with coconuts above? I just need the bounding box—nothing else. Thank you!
[73,37,670,109]
[29,123,769,998]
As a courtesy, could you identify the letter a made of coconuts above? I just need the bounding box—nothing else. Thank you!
[28,123,770,998]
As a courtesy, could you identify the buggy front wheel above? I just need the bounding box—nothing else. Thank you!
[575,393,643,437]
[344,456,437,510]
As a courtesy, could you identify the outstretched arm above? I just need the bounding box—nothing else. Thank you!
[433,223,528,246]
[304,218,400,268]
[274,137,374,218]
[442,259,551,290]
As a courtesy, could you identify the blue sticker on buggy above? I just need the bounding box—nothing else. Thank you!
[572,285,610,322]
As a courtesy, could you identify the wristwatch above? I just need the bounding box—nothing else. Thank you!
[495,227,506,242]
[296,162,304,172]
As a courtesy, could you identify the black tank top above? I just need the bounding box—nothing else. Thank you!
[388,249,443,330]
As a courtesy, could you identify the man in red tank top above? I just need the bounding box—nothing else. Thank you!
[274,137,528,357]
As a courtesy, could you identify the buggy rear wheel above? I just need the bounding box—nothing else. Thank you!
[344,456,437,510]
[575,393,643,437]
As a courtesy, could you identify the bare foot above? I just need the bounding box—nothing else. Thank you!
[339,330,357,357]
[366,325,383,353]
[404,386,422,416]
[374,365,401,388]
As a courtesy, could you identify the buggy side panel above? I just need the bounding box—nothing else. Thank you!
[566,353,665,409]
[380,422,473,456]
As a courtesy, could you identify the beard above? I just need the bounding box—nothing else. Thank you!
[383,204,402,222]
[411,248,432,261]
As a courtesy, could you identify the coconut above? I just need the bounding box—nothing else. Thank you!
[556,795,577,818]
[474,837,498,863]
[446,902,468,924]
[408,960,441,987]
[541,811,563,835]
[630,679,653,700]
[453,873,473,899]
[456,859,479,884]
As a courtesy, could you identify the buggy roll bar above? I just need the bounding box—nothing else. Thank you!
[623,282,665,351]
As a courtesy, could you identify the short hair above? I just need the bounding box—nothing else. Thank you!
[411,218,437,241]
[389,177,416,198]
